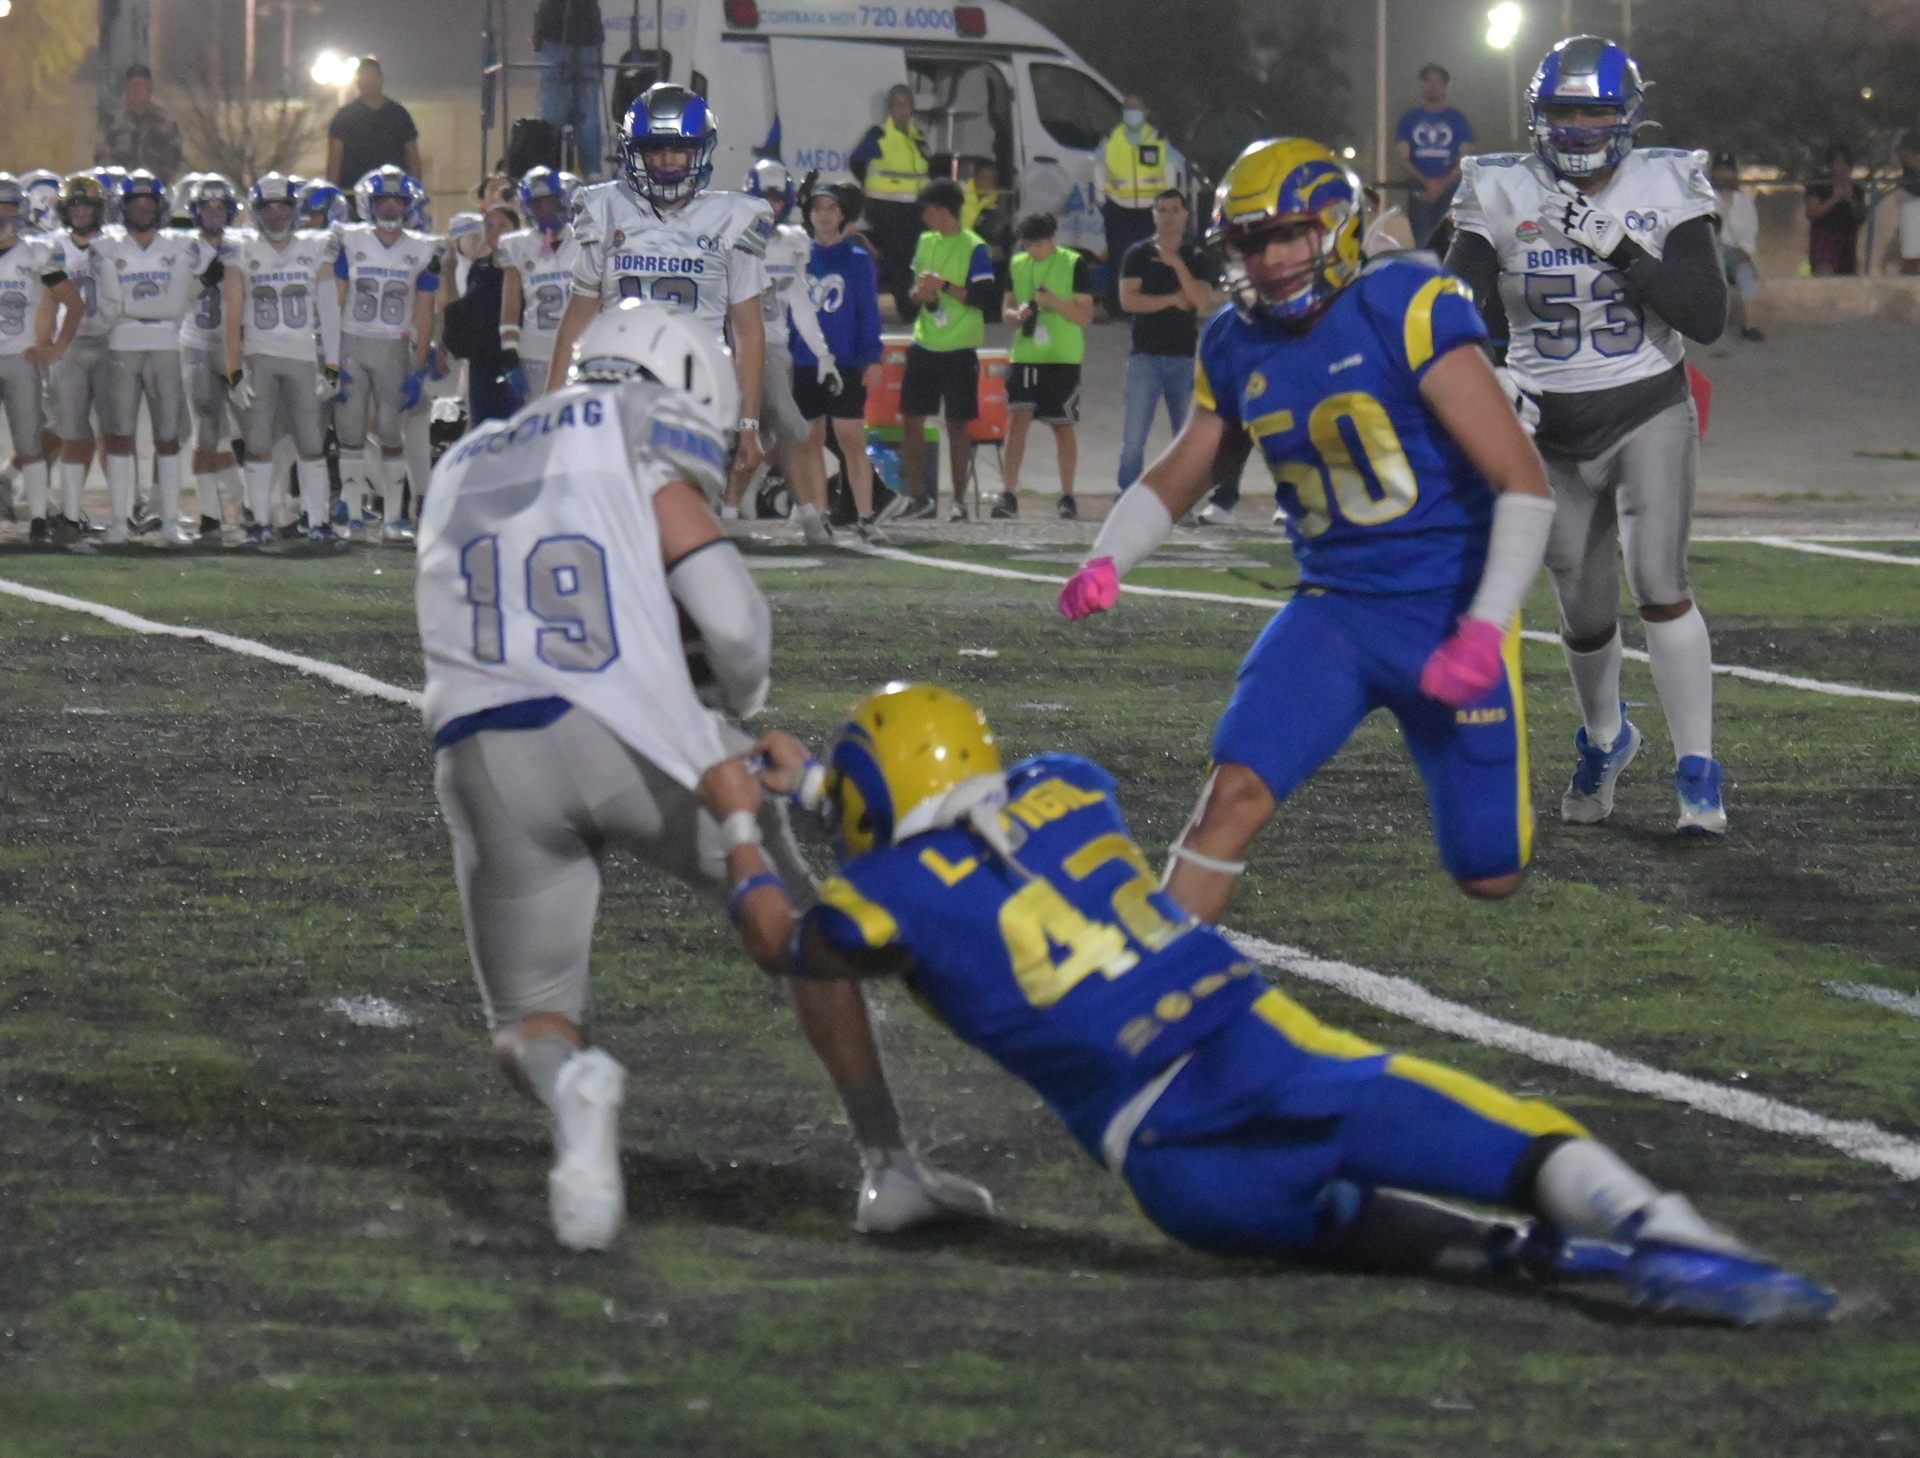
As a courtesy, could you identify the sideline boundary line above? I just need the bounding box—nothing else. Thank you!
[846,542,1920,705]
[0,577,425,711]
[9,570,1920,1179]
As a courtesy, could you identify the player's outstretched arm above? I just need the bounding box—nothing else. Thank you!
[1059,405,1228,620]
[1416,344,1557,708]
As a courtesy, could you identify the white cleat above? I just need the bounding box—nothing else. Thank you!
[548,1048,627,1252]
[1196,501,1237,526]
[855,1147,995,1234]
[379,521,415,545]
[160,520,197,547]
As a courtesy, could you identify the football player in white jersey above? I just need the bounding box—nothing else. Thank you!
[723,159,839,546]
[496,166,581,398]
[223,173,343,543]
[179,175,245,536]
[1447,36,1730,836]
[92,169,220,545]
[45,173,115,542]
[416,300,992,1250]
[334,165,439,543]
[0,175,85,546]
[20,170,63,236]
[549,83,772,483]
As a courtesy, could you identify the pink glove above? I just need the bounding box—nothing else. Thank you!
[1420,617,1507,707]
[1058,557,1120,620]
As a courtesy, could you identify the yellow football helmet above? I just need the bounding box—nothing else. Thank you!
[1206,137,1365,323]
[824,682,1003,858]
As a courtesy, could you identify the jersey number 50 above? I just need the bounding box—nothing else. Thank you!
[459,534,620,671]
[1256,391,1419,538]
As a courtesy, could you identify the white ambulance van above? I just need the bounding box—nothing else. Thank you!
[616,0,1186,255]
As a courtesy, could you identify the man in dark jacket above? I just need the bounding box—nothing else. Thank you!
[536,0,607,178]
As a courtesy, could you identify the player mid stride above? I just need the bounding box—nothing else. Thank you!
[1061,139,1558,919]
[731,683,1833,1326]
[1446,37,1730,835]
[414,300,990,1251]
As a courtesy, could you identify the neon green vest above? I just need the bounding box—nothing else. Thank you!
[910,228,988,351]
[1009,247,1084,365]
[1103,123,1169,207]
[868,119,929,201]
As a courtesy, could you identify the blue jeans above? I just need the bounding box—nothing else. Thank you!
[538,43,604,177]
[1119,352,1193,490]
[1406,179,1458,250]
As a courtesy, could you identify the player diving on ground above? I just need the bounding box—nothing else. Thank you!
[726,683,1832,1325]
[413,300,991,1252]
[1060,138,1558,918]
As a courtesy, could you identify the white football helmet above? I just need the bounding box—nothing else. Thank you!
[568,298,740,433]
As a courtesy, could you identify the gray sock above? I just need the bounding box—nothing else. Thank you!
[840,1076,906,1153]
[519,1035,578,1113]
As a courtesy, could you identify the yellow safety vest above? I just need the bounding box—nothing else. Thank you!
[868,119,930,202]
[1103,123,1170,208]
[960,180,998,232]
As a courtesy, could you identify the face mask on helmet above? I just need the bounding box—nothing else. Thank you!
[622,87,719,209]
[526,193,567,231]
[1528,35,1643,179]
[123,193,163,231]
[371,194,408,231]
[193,195,233,232]
[257,199,296,240]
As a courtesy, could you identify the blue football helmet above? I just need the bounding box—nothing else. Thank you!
[519,165,571,232]
[297,179,348,228]
[621,83,718,208]
[90,166,130,224]
[251,172,301,240]
[1528,35,1643,180]
[121,169,168,231]
[745,158,794,220]
[20,169,61,233]
[355,165,422,233]
[186,173,238,233]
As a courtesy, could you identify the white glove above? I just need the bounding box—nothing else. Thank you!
[1493,365,1541,437]
[1550,186,1626,259]
[815,358,843,396]
[229,365,255,413]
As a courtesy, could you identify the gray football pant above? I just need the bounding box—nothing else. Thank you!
[183,346,235,453]
[434,706,818,1030]
[243,354,325,458]
[336,334,412,452]
[0,352,43,459]
[1542,398,1698,641]
[48,336,112,440]
[105,346,185,442]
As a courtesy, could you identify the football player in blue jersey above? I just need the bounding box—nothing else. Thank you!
[720,684,1832,1324]
[1060,138,1558,921]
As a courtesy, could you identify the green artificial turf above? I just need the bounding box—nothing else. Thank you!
[0,540,1916,1456]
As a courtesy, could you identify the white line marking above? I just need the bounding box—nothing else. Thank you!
[849,543,1920,704]
[1825,981,1920,1019]
[12,570,1920,1179]
[0,577,425,711]
[1749,536,1920,568]
[1227,931,1920,1181]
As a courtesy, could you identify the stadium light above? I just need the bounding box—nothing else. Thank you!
[0,2,15,16]
[310,49,357,89]
[1486,3,1524,146]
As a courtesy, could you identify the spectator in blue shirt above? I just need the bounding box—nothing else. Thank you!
[1395,64,1475,249]
[793,183,886,527]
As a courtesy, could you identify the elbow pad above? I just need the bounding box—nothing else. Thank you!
[669,541,771,718]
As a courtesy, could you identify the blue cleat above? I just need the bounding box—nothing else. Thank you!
[1560,708,1642,824]
[1675,755,1728,837]
[238,524,276,548]
[1626,1239,1835,1326]
[331,498,350,528]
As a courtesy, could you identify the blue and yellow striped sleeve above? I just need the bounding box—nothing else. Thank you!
[805,875,902,955]
[1401,272,1485,379]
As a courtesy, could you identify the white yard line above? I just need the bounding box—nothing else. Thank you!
[10,570,1920,1179]
[1747,536,1920,568]
[848,542,1920,705]
[1228,933,1920,1182]
[0,577,425,711]
[1825,982,1920,1020]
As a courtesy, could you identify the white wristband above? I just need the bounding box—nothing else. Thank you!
[1086,484,1174,580]
[718,809,763,853]
[1466,490,1557,627]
